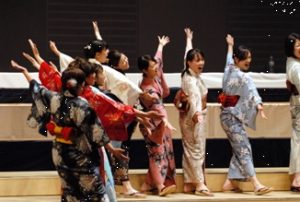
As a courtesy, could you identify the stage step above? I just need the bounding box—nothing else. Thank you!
[0,192,299,202]
[0,168,295,197]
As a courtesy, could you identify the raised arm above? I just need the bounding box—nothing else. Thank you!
[28,39,45,65]
[10,60,33,82]
[22,52,40,70]
[226,34,234,66]
[49,40,73,72]
[184,27,193,58]
[155,35,170,97]
[92,21,103,40]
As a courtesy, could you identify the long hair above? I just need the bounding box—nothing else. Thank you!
[181,48,205,77]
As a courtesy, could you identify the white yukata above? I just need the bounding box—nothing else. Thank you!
[220,53,262,181]
[286,56,300,175]
[59,53,142,106]
[179,39,208,184]
[180,68,208,184]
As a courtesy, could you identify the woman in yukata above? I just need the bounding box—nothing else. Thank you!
[219,34,273,195]
[175,28,212,196]
[285,33,300,192]
[23,39,161,201]
[10,58,128,202]
[137,35,177,196]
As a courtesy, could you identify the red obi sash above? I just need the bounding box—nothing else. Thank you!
[46,121,73,144]
[286,80,299,95]
[218,92,240,107]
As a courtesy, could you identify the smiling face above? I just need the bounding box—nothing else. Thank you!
[293,39,300,59]
[117,54,129,71]
[235,51,252,71]
[187,53,205,75]
[143,60,158,79]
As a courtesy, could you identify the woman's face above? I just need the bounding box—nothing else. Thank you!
[143,60,158,79]
[187,54,205,75]
[85,73,96,86]
[96,48,109,64]
[96,70,106,88]
[235,52,252,71]
[293,39,300,59]
[117,54,129,71]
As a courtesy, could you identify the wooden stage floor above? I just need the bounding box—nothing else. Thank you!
[0,192,300,202]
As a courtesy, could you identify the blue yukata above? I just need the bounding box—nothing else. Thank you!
[220,53,262,181]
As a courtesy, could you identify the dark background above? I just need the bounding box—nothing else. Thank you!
[1,0,300,73]
[0,0,297,170]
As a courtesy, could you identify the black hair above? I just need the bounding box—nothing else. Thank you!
[181,48,205,77]
[61,66,85,96]
[83,39,108,59]
[137,55,156,71]
[107,49,122,68]
[233,45,251,61]
[285,33,300,58]
[67,57,94,78]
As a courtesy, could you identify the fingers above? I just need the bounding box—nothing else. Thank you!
[10,60,18,67]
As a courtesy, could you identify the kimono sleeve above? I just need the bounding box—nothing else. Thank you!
[72,101,110,147]
[39,62,62,92]
[182,74,202,116]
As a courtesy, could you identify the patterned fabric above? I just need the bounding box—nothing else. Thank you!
[30,80,109,201]
[38,62,136,141]
[222,54,262,130]
[180,69,208,184]
[220,111,255,180]
[286,57,300,174]
[220,53,262,181]
[139,51,176,188]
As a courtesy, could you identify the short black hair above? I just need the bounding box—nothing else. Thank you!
[233,45,251,61]
[107,49,122,67]
[83,39,108,59]
[137,54,156,72]
[285,33,300,58]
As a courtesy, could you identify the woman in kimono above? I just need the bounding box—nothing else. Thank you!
[219,34,272,195]
[138,35,177,196]
[23,40,161,201]
[177,28,212,196]
[10,58,128,202]
[285,33,300,192]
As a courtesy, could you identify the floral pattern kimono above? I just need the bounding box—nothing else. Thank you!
[29,79,110,202]
[139,51,176,189]
[37,61,137,202]
[286,57,300,175]
[180,68,208,184]
[220,53,262,181]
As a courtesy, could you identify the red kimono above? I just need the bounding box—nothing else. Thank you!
[38,62,136,141]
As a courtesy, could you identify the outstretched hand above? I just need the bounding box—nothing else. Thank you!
[158,35,170,47]
[28,39,44,64]
[92,21,102,40]
[257,104,268,120]
[112,148,129,161]
[49,41,60,57]
[184,27,193,40]
[11,60,27,72]
[226,34,234,46]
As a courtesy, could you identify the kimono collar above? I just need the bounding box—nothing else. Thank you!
[89,58,101,65]
[188,68,201,78]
